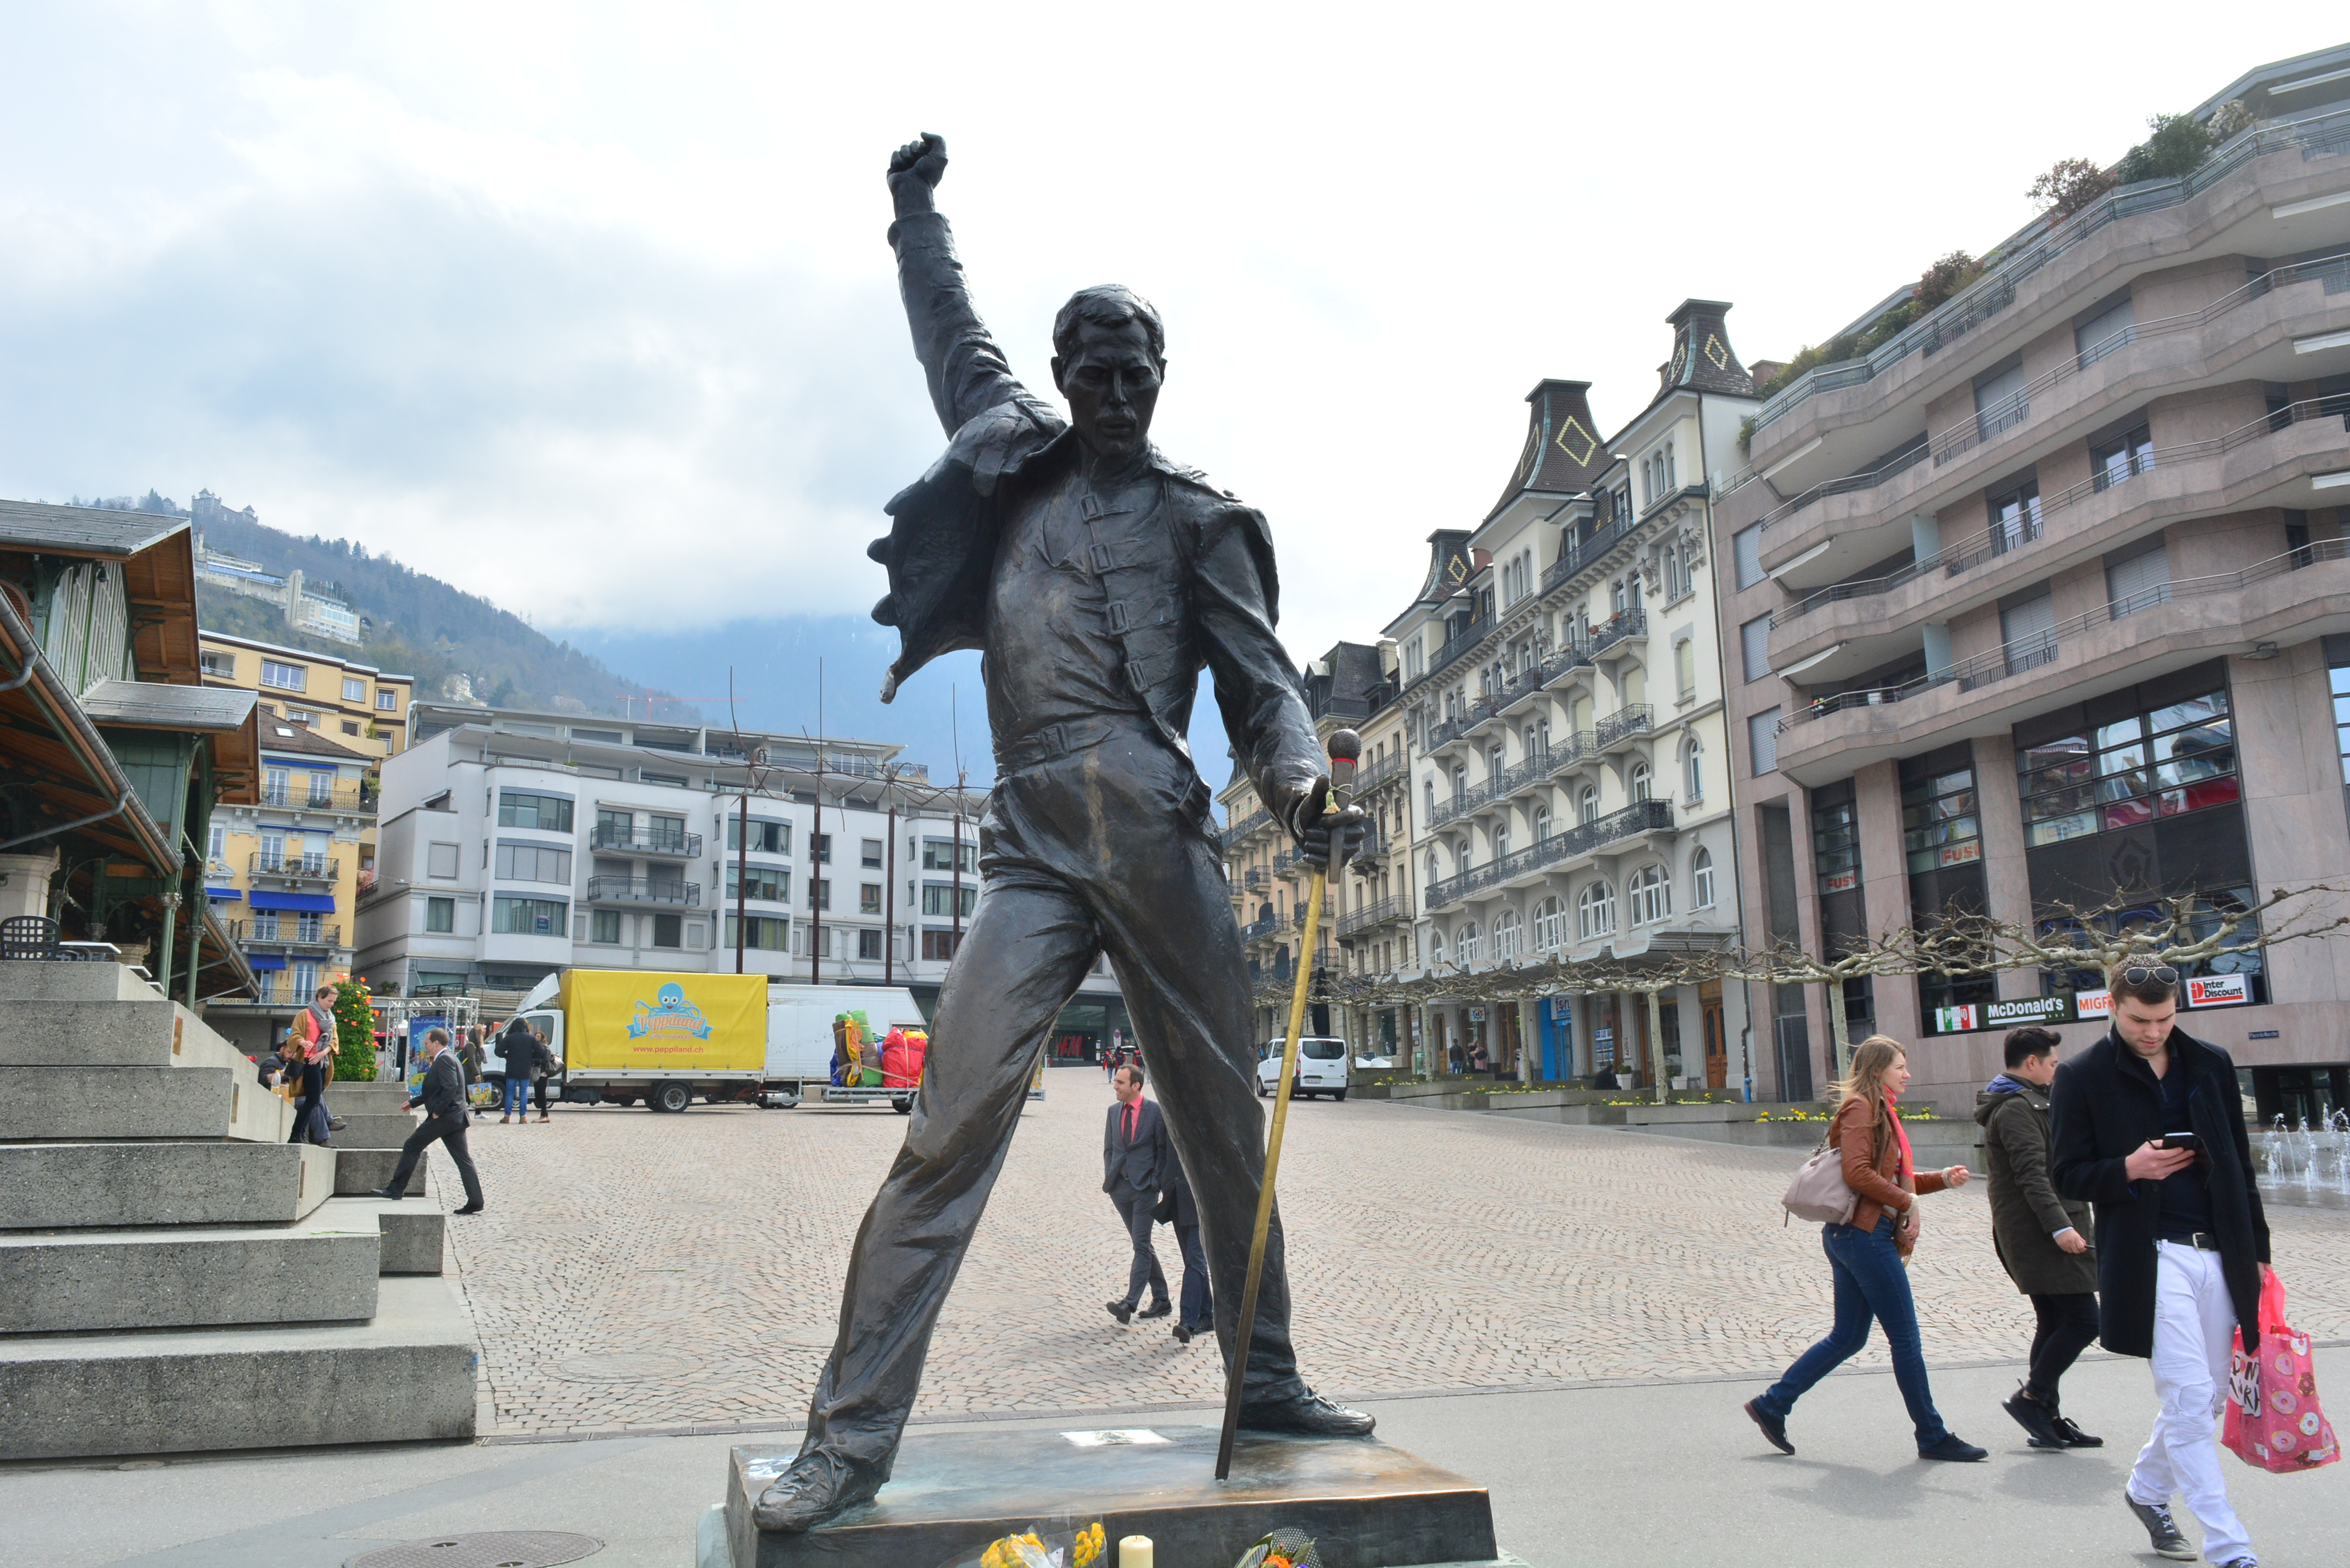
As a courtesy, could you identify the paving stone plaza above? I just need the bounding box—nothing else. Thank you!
[441,1075,2350,1442]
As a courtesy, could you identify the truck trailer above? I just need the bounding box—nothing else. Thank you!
[514,970,931,1113]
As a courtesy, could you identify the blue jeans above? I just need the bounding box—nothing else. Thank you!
[502,1076,532,1117]
[1754,1215,1950,1448]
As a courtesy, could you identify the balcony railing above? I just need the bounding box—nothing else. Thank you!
[1589,609,1646,655]
[1426,612,1495,681]
[1423,800,1676,908]
[1292,901,1332,930]
[1349,825,1391,864]
[1540,510,1641,596]
[1335,896,1407,939]
[1272,849,1303,877]
[1425,716,1469,753]
[1545,731,1595,777]
[1240,914,1284,942]
[1219,809,1272,849]
[1758,248,2350,537]
[1241,866,1271,892]
[1752,106,2350,440]
[249,851,339,882]
[230,920,341,948]
[1428,778,1496,829]
[1775,395,2350,628]
[1353,751,1406,794]
[1781,535,2350,731]
[586,877,700,906]
[591,823,702,858]
[260,779,377,814]
[1596,705,1653,750]
[1460,694,1507,735]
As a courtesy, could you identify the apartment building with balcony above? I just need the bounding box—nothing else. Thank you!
[1717,44,2350,1118]
[1395,317,1755,1089]
[355,703,1126,1042]
[199,630,413,759]
[200,716,377,1051]
[1216,641,1412,1052]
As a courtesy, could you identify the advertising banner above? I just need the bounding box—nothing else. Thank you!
[2186,974,2251,1008]
[559,970,767,1073]
[1985,996,2074,1028]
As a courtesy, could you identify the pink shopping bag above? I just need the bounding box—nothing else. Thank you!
[2224,1267,2339,1473]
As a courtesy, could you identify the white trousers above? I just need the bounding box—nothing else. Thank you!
[2128,1241,2253,1564]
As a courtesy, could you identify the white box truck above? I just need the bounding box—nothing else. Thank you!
[516,970,935,1113]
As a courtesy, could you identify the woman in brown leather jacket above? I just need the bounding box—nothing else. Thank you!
[1745,1035,1987,1461]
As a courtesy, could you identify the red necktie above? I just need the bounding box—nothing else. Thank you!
[1125,1102,1137,1143]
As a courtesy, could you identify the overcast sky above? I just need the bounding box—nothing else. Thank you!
[1,5,2339,693]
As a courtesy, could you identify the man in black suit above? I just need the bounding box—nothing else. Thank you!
[1102,1062,1171,1324]
[373,1027,484,1214]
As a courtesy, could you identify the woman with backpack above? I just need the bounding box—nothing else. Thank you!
[1744,1034,1986,1462]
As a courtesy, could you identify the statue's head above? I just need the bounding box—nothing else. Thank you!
[1051,285,1164,464]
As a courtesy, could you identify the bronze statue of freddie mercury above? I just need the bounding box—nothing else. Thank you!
[755,133,1370,1532]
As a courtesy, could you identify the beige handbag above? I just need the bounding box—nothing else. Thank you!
[1781,1125,1859,1226]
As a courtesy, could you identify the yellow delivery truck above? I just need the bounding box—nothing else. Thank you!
[522,970,767,1114]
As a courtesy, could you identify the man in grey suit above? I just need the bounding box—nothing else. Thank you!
[373,1027,484,1214]
[1102,1061,1172,1324]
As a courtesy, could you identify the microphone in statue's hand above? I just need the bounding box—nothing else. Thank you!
[1292,731,1366,871]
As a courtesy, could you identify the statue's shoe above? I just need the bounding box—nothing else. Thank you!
[1238,1387,1376,1438]
[752,1448,882,1533]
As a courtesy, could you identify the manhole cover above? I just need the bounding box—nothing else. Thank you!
[550,1351,692,1383]
[347,1532,603,1568]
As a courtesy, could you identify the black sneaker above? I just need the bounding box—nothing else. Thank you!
[1919,1434,1987,1462]
[2002,1387,2067,1448]
[1744,1399,1793,1455]
[2051,1412,2102,1448]
[2125,1494,2196,1561]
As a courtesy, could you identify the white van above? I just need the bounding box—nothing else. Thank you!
[1257,1037,1350,1101]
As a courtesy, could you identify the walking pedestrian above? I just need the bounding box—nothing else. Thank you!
[1977,1025,2102,1448]
[295,984,349,1136]
[373,1026,484,1214]
[283,1021,332,1149]
[2051,958,2270,1568]
[494,1016,540,1124]
[1157,1158,1213,1345]
[1100,1062,1172,1325]
[1744,1034,1985,1461]
[531,1022,556,1122]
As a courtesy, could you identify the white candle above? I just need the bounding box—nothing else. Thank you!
[1118,1535,1154,1568]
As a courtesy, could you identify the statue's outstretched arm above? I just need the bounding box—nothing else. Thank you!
[885,133,1032,437]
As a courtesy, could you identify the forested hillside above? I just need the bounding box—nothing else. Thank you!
[97,491,694,719]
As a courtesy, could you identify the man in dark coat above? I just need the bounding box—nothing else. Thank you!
[2051,960,2268,1568]
[373,1027,484,1214]
[753,133,1369,1533]
[1101,1061,1171,1324]
[1160,1154,1213,1345]
[1976,1025,2100,1447]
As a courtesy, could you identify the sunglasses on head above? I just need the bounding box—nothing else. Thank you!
[2121,963,2179,987]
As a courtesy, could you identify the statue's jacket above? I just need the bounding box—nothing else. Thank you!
[866,210,1324,833]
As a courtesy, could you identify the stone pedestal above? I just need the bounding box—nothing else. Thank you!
[720,1426,1497,1568]
[0,850,57,923]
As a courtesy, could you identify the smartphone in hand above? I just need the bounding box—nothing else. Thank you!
[2156,1133,2204,1153]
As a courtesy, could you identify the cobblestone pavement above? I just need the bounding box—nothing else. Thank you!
[432,1075,2350,1438]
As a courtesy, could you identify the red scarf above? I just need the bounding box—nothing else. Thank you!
[1885,1089,1914,1183]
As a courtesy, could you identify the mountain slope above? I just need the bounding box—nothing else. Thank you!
[101,491,694,719]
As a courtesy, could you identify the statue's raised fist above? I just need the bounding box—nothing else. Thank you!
[886,133,948,215]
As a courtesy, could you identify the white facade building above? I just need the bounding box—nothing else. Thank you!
[1388,305,1760,1091]
[357,704,1124,1034]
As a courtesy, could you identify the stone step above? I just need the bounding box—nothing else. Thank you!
[0,996,259,1074]
[333,1111,421,1149]
[0,1207,382,1333]
[0,1274,478,1460]
[0,1142,335,1229]
[0,960,160,1005]
[330,1196,446,1274]
[326,1081,412,1114]
[0,1065,291,1143]
[333,1146,427,1197]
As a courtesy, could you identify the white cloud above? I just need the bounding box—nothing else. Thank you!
[0,2,2337,664]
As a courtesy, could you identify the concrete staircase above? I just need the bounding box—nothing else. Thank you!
[0,961,478,1460]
